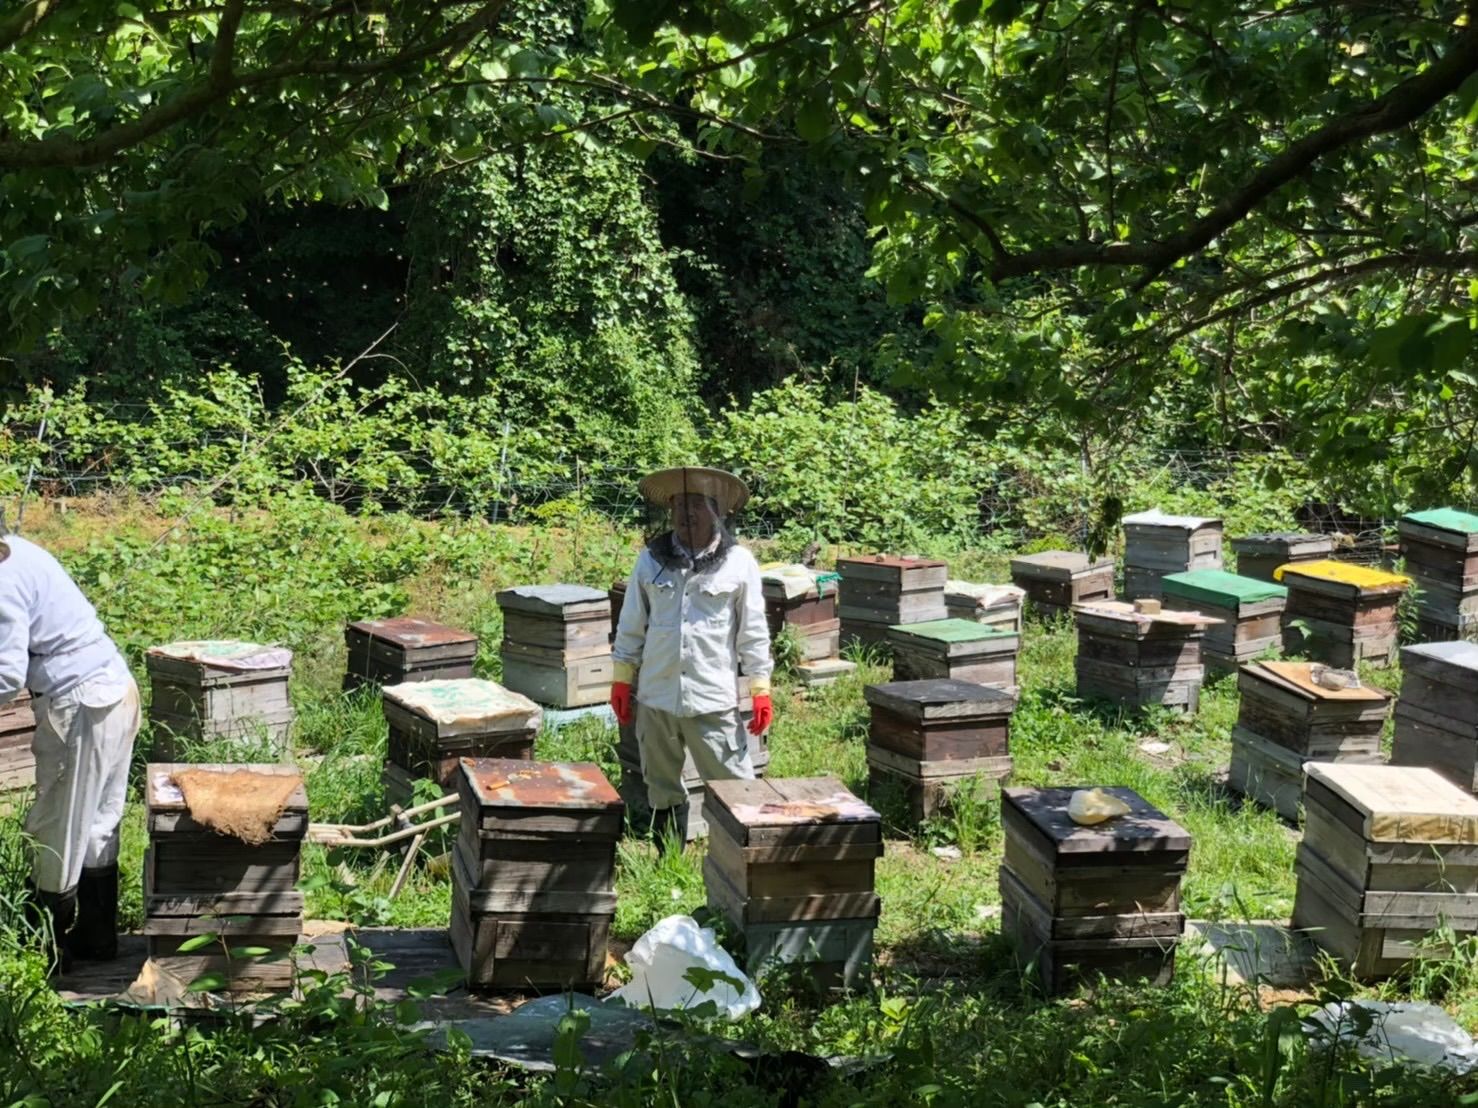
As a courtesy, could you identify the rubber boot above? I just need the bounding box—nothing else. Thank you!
[22,879,77,976]
[71,864,120,961]
[651,803,690,857]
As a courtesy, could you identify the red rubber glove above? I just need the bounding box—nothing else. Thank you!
[610,682,634,726]
[747,694,773,736]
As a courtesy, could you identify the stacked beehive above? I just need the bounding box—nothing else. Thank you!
[887,619,1020,693]
[704,777,881,989]
[344,617,477,691]
[0,692,36,792]
[1160,568,1287,672]
[760,565,842,662]
[944,581,1026,633]
[497,585,614,708]
[382,679,541,802]
[999,786,1189,993]
[1276,561,1408,668]
[144,763,306,991]
[1073,601,1219,713]
[864,679,1015,821]
[837,556,947,651]
[1390,641,1478,793]
[1229,532,1334,583]
[1229,661,1391,820]
[451,758,623,991]
[1009,552,1115,620]
[608,580,627,642]
[146,641,294,759]
[1121,511,1223,600]
[1397,508,1478,642]
[1293,763,1478,978]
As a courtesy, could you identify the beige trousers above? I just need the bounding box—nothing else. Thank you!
[636,702,753,811]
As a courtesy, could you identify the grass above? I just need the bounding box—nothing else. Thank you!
[0,495,1475,1105]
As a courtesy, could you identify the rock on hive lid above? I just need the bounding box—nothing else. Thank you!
[1249,661,1387,702]
[1002,786,1191,854]
[1306,763,1478,843]
[383,678,541,729]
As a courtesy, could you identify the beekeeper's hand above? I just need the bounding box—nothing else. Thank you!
[610,681,634,726]
[747,694,772,736]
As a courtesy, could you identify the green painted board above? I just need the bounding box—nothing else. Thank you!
[888,619,1017,644]
[1404,508,1478,536]
[1161,568,1286,608]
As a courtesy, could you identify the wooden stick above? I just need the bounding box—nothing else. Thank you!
[389,831,427,900]
[308,811,460,848]
[307,793,457,837]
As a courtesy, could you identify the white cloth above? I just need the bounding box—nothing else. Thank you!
[0,534,124,700]
[612,543,773,715]
[27,654,140,892]
[636,702,753,811]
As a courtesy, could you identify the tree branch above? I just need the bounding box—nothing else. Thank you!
[0,0,64,53]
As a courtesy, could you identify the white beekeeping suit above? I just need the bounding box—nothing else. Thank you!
[0,533,139,972]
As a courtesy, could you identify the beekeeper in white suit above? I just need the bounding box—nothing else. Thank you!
[0,530,139,972]
[611,467,773,848]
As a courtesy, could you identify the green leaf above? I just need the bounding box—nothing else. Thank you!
[795,93,833,143]
[175,932,220,953]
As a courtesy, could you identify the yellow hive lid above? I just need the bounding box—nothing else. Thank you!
[1273,559,1410,590]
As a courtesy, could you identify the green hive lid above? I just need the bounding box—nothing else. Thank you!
[1161,568,1286,607]
[891,618,1016,643]
[1404,507,1478,536]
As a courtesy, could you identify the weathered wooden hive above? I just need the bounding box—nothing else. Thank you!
[836,555,947,650]
[999,786,1189,993]
[145,640,294,759]
[1275,560,1408,668]
[887,619,1020,693]
[944,580,1026,634]
[451,758,623,992]
[760,565,841,662]
[1293,763,1478,979]
[497,585,613,708]
[1121,511,1223,600]
[704,777,882,989]
[1008,552,1115,620]
[1159,568,1287,671]
[1229,532,1334,583]
[1397,508,1478,642]
[382,679,541,801]
[1390,641,1478,794]
[608,580,627,643]
[144,763,306,992]
[864,678,1015,822]
[1073,601,1219,713]
[0,691,36,792]
[1229,661,1391,820]
[343,617,477,691]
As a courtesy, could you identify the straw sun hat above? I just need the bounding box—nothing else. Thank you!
[637,466,749,516]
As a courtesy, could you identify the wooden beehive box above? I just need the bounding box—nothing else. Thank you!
[1397,509,1478,642]
[837,555,948,649]
[451,758,623,992]
[1390,641,1478,793]
[144,763,306,991]
[1121,511,1223,600]
[344,617,477,691]
[1008,552,1115,619]
[1160,568,1287,671]
[1073,601,1220,714]
[1229,661,1391,820]
[864,678,1015,821]
[761,567,839,633]
[999,786,1189,993]
[1229,532,1334,583]
[1276,561,1408,668]
[608,580,627,643]
[498,585,614,708]
[0,691,36,792]
[146,641,294,759]
[704,777,882,988]
[382,679,541,799]
[944,581,1025,634]
[1293,763,1478,979]
[887,619,1020,692]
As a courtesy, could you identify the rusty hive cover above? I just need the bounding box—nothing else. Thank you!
[348,617,477,647]
[460,758,622,811]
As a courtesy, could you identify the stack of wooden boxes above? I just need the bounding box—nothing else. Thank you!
[1293,763,1478,978]
[1276,561,1408,667]
[944,581,1026,633]
[837,556,947,651]
[144,763,306,991]
[146,641,294,759]
[344,617,477,690]
[1229,532,1334,583]
[1000,786,1190,993]
[864,679,1015,821]
[1397,508,1478,642]
[1009,552,1115,620]
[0,692,36,792]
[887,619,1020,694]
[1160,568,1287,672]
[760,566,841,661]
[382,679,541,801]
[451,758,622,991]
[1121,511,1223,600]
[1390,641,1478,793]
[497,585,613,708]
[704,777,881,989]
[1229,661,1391,820]
[1073,601,1219,714]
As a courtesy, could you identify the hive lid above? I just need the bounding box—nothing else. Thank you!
[146,762,307,814]
[1305,763,1478,843]
[887,619,1017,645]
[1122,510,1221,531]
[1230,532,1331,551]
[759,563,839,599]
[1401,507,1478,538]
[495,584,611,615]
[707,776,879,827]
[944,581,1025,607]
[1401,640,1478,674]
[1161,568,1286,608]
[1002,786,1190,854]
[837,554,947,572]
[383,679,541,730]
[1246,661,1388,702]
[1073,599,1223,627]
[1273,560,1410,593]
[460,759,622,811]
[347,617,477,647]
[148,640,293,671]
[864,678,1016,717]
[1008,550,1109,572]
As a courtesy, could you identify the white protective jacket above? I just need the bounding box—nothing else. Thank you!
[612,542,773,715]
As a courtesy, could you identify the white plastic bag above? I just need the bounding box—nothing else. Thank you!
[1310,1000,1478,1074]
[610,915,761,1020]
